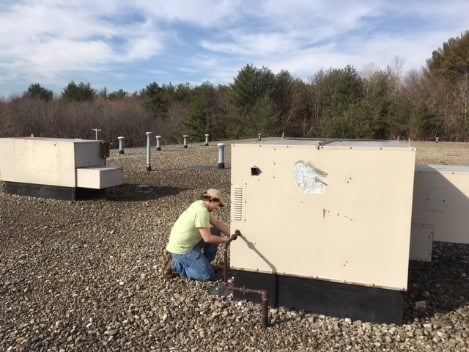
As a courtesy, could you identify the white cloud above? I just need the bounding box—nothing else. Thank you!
[197,1,383,66]
[261,0,379,28]
[202,31,299,55]
[123,37,163,61]
[31,39,112,69]
[0,0,467,96]
[133,0,243,26]
[0,1,169,89]
[196,1,468,82]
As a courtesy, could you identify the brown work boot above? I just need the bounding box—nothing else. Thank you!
[163,255,175,279]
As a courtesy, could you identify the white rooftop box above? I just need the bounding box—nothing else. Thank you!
[410,164,469,261]
[0,137,122,198]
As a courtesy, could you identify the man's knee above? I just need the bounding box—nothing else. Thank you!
[189,268,215,281]
[197,270,216,281]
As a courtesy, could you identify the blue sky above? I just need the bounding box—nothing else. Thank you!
[0,0,467,98]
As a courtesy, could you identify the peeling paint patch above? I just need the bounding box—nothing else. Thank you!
[295,161,327,194]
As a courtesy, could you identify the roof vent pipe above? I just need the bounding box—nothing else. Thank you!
[155,135,162,151]
[92,128,101,140]
[217,143,225,169]
[118,136,125,154]
[145,132,152,171]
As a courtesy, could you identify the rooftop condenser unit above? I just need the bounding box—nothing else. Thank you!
[229,139,416,324]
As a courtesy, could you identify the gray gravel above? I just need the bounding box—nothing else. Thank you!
[1,142,468,351]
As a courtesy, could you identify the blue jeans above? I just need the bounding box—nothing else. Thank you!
[172,228,220,281]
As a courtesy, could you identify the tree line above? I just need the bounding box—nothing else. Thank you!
[0,32,467,146]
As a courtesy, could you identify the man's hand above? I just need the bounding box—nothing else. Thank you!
[233,229,241,240]
[228,229,241,243]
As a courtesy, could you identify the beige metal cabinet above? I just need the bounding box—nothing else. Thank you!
[411,164,469,246]
[230,140,416,291]
[0,137,122,190]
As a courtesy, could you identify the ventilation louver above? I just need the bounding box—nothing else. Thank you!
[232,187,244,221]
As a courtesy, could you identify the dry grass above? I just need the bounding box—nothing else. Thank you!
[411,141,469,165]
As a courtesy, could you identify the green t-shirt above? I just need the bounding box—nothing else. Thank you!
[166,200,213,254]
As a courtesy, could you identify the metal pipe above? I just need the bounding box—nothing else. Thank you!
[146,131,152,171]
[223,243,229,283]
[156,135,162,151]
[183,135,188,148]
[222,230,269,328]
[217,143,225,169]
[93,128,101,140]
[226,284,269,328]
[261,291,269,328]
[205,134,209,146]
[317,138,340,150]
[118,136,125,154]
[223,230,240,283]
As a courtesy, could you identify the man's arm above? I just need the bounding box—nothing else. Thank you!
[199,227,229,244]
[210,217,230,236]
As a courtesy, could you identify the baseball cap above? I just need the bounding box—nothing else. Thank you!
[203,188,225,207]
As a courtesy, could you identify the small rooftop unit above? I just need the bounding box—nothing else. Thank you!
[0,137,122,200]
[410,164,469,261]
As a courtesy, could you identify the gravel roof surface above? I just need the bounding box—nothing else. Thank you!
[1,141,468,351]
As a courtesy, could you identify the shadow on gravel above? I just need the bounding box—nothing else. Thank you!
[104,183,185,201]
[404,242,468,323]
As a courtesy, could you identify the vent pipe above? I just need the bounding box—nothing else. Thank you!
[145,132,152,171]
[118,136,125,154]
[156,135,162,151]
[217,143,225,169]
